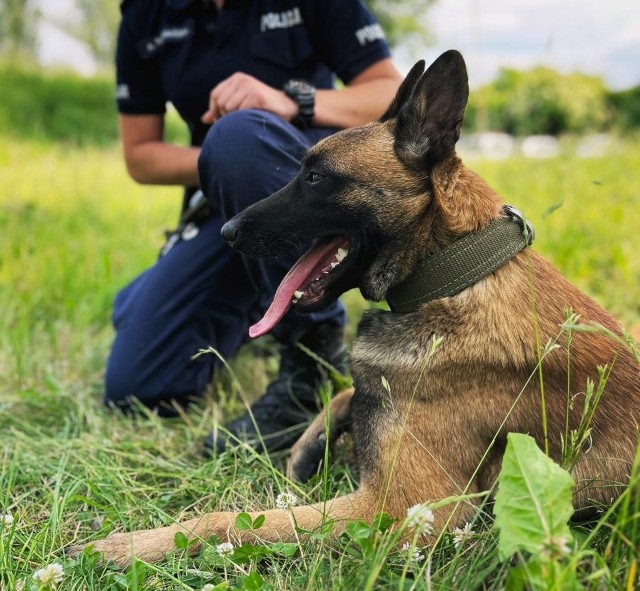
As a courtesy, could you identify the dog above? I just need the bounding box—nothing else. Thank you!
[80,50,639,567]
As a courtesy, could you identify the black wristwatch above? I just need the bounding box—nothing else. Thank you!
[283,79,316,127]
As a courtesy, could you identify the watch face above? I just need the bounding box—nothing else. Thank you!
[287,80,314,95]
[284,79,316,123]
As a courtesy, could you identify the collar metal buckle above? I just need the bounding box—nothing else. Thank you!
[503,205,535,246]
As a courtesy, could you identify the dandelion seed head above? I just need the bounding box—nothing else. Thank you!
[275,491,298,510]
[32,563,64,587]
[215,542,234,558]
[406,503,434,535]
[202,585,216,591]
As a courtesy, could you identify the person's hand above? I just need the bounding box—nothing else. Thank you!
[201,72,298,124]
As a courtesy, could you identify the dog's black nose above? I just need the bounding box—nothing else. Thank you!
[221,218,240,243]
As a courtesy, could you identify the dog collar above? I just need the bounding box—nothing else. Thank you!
[386,205,534,313]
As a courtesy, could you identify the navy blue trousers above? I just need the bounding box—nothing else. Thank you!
[104,110,346,413]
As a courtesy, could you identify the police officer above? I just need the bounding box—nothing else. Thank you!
[106,0,402,454]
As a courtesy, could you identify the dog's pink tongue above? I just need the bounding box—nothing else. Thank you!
[249,236,345,339]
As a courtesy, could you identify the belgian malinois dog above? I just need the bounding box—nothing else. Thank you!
[82,50,639,566]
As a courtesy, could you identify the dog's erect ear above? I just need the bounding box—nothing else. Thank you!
[379,60,425,122]
[394,50,469,169]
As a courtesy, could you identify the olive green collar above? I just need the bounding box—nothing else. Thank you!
[386,206,535,313]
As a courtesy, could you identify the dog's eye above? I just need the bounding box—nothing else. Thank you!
[306,171,325,184]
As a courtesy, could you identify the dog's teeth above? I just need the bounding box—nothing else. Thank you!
[335,247,348,262]
[292,290,304,303]
[330,262,338,269]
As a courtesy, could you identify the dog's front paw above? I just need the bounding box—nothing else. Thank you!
[69,533,136,568]
[288,429,327,482]
[288,389,353,481]
[71,527,180,568]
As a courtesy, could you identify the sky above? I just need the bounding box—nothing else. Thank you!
[36,0,640,90]
[414,0,640,89]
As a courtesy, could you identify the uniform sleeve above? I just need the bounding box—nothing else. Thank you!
[115,3,166,115]
[305,0,392,84]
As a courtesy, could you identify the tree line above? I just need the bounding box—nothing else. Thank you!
[464,67,640,136]
[1,0,637,138]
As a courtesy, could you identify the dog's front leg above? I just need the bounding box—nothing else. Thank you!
[75,488,373,567]
[288,387,354,482]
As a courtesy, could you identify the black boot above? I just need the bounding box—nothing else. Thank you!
[204,323,348,455]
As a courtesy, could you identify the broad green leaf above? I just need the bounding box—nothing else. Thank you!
[506,559,582,591]
[270,542,298,557]
[173,531,189,549]
[252,514,265,529]
[232,543,271,564]
[241,570,265,591]
[494,433,575,561]
[346,520,374,542]
[373,512,395,532]
[235,512,253,531]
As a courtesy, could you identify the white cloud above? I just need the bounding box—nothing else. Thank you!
[416,0,640,89]
[38,21,96,76]
[36,0,97,75]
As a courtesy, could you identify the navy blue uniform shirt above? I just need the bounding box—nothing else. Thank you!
[116,0,391,146]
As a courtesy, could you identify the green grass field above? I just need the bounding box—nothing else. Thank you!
[1,135,639,590]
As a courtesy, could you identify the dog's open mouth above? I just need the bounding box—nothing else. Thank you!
[249,235,350,338]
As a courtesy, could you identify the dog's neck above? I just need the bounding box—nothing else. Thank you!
[386,206,534,313]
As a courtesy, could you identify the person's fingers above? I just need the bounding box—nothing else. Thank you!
[202,78,235,122]
[222,87,251,113]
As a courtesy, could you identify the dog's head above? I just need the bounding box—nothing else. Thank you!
[222,50,472,337]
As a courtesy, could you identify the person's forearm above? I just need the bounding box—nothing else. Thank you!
[314,77,401,129]
[124,142,201,186]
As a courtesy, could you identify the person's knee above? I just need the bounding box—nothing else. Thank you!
[198,109,302,215]
[200,109,268,164]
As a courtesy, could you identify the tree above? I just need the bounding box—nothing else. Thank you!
[364,0,434,47]
[607,85,640,131]
[0,0,40,60]
[465,67,611,136]
[53,0,120,68]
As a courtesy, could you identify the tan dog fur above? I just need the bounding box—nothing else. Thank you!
[78,51,639,567]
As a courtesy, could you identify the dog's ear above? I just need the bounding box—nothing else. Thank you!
[394,50,469,170]
[379,59,425,122]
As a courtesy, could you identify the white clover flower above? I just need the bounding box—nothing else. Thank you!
[275,491,298,510]
[32,563,64,587]
[401,542,425,563]
[453,522,474,548]
[202,585,216,591]
[406,504,434,535]
[2,513,14,528]
[539,535,571,560]
[215,541,234,558]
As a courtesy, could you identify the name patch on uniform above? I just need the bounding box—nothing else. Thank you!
[139,23,193,58]
[260,7,303,32]
[355,23,385,46]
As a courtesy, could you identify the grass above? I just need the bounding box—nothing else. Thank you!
[1,134,639,590]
